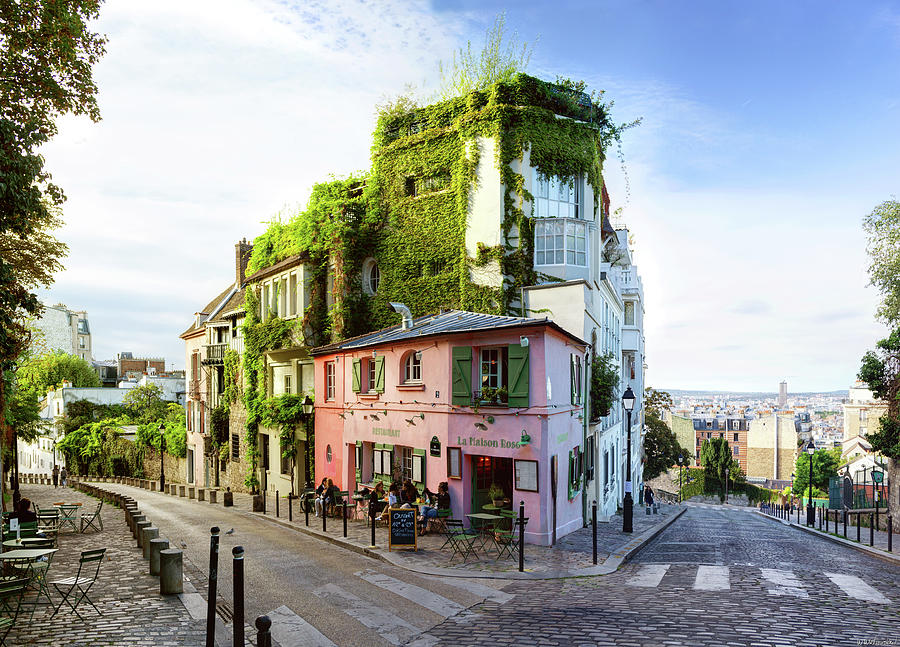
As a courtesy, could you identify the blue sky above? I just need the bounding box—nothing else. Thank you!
[38,0,899,392]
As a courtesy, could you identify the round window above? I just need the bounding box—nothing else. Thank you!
[326,444,332,463]
[362,258,380,295]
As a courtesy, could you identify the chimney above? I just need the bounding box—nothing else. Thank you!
[235,238,252,287]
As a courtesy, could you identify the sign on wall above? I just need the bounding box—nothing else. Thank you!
[430,436,441,457]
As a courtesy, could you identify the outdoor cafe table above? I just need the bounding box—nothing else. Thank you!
[56,504,81,533]
[0,547,58,606]
[466,513,502,551]
[3,538,50,550]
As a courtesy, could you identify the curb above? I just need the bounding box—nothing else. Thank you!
[755,510,900,566]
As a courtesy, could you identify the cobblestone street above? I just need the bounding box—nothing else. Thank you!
[7,484,204,647]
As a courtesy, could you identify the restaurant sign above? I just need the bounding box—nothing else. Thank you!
[456,435,525,449]
[373,427,401,437]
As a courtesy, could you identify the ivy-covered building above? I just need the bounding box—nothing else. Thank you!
[185,74,647,528]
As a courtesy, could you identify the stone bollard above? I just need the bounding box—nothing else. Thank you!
[197,488,205,502]
[209,490,217,504]
[150,481,156,491]
[131,513,146,536]
[125,506,137,531]
[188,487,195,499]
[223,489,233,507]
[149,538,169,576]
[159,549,184,595]
[179,485,186,497]
[142,526,159,559]
[136,520,152,548]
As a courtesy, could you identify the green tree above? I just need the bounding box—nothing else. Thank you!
[792,448,841,497]
[863,200,900,324]
[700,438,739,494]
[643,413,692,480]
[0,1,106,465]
[437,12,533,100]
[857,328,900,458]
[644,387,674,419]
[122,383,167,424]
[17,350,99,396]
[589,352,618,422]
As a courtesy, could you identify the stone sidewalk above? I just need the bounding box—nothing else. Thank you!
[98,482,685,579]
[6,484,205,647]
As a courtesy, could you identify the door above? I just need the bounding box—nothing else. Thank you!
[471,456,513,514]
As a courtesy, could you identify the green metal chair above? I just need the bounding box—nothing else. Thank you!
[58,505,80,533]
[443,519,478,563]
[79,501,103,533]
[50,548,106,621]
[0,577,28,646]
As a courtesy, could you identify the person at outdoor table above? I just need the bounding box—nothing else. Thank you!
[315,478,338,517]
[368,482,386,520]
[313,477,328,517]
[10,497,38,524]
[378,482,401,521]
[419,482,450,527]
[400,480,418,507]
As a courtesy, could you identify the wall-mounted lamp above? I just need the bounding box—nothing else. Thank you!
[520,336,529,347]
[519,430,531,446]
[372,350,377,358]
[415,351,423,360]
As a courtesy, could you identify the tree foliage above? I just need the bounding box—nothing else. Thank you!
[699,438,739,492]
[644,387,674,419]
[863,200,900,325]
[643,412,691,480]
[858,328,900,458]
[792,448,841,497]
[437,12,533,100]
[122,383,167,424]
[18,350,99,396]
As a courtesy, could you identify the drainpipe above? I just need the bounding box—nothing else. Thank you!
[389,303,413,330]
[582,344,592,527]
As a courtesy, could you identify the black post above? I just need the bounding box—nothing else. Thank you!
[592,502,597,565]
[806,450,814,527]
[323,501,327,533]
[857,512,861,542]
[305,493,309,527]
[518,501,525,573]
[343,500,348,538]
[370,503,376,547]
[289,495,292,522]
[205,527,220,647]
[623,410,633,533]
[255,615,272,647]
[870,513,874,547]
[826,509,829,534]
[263,490,266,514]
[160,428,166,493]
[233,546,244,647]
[843,509,847,538]
[276,491,279,518]
[889,517,893,553]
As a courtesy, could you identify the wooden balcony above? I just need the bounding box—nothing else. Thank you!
[202,343,227,365]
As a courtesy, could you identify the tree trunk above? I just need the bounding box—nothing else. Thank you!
[888,458,900,531]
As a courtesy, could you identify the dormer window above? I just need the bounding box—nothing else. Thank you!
[403,351,422,383]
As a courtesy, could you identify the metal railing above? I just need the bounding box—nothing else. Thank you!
[203,343,227,365]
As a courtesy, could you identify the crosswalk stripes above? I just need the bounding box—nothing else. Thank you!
[760,568,808,598]
[313,582,437,646]
[420,574,516,604]
[693,565,729,591]
[356,570,468,618]
[627,564,670,587]
[266,605,338,647]
[825,573,890,604]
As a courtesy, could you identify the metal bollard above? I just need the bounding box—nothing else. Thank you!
[276,491,279,518]
[519,501,525,573]
[206,527,220,647]
[843,510,848,538]
[857,512,861,542]
[323,502,327,533]
[289,495,292,522]
[305,494,309,526]
[889,517,893,553]
[826,509,829,534]
[818,507,822,531]
[592,502,598,565]
[370,503,376,547]
[870,513,875,547]
[255,615,272,647]
[233,546,245,647]
[343,501,348,538]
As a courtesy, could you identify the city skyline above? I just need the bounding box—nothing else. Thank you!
[34,0,897,391]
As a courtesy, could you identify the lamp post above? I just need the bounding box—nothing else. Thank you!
[790,472,795,510]
[159,421,166,492]
[678,454,684,504]
[300,395,314,491]
[622,386,635,533]
[806,440,815,526]
[725,468,730,504]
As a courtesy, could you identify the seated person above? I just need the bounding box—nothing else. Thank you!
[368,482,386,520]
[378,482,401,521]
[10,497,38,524]
[400,480,419,508]
[418,482,450,533]
[315,478,338,517]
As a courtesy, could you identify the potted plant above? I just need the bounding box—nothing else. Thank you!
[488,483,505,507]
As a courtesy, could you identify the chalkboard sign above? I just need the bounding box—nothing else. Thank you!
[388,508,418,551]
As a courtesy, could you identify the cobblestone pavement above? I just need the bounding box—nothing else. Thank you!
[427,505,900,647]
[242,489,680,575]
[7,484,204,647]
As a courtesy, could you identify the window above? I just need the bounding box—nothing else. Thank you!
[733,446,739,456]
[570,354,582,405]
[624,301,635,326]
[281,440,291,475]
[706,420,713,429]
[326,362,336,400]
[284,375,292,394]
[79,337,85,349]
[326,444,333,463]
[479,348,509,402]
[232,433,240,460]
[733,433,739,442]
[352,356,384,394]
[534,220,587,266]
[261,434,270,470]
[696,437,701,446]
[860,427,868,436]
[584,436,595,482]
[289,274,297,316]
[400,447,413,480]
[447,447,462,479]
[404,176,417,197]
[534,170,580,219]
[404,351,422,383]
[860,409,868,422]
[368,360,376,393]
[362,258,380,295]
[262,284,270,320]
[280,278,287,317]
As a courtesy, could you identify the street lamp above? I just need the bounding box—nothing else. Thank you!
[806,440,815,526]
[159,421,166,492]
[678,454,684,504]
[790,472,795,512]
[622,386,636,533]
[301,395,314,490]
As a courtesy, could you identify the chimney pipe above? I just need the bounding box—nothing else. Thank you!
[389,303,413,330]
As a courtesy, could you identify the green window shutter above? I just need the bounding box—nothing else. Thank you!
[352,359,361,393]
[451,346,472,405]
[508,344,529,408]
[374,356,385,393]
[570,355,576,406]
[567,450,575,499]
[412,448,426,456]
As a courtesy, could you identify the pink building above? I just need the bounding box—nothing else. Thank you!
[312,309,588,545]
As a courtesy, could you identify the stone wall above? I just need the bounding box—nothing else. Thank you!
[889,458,899,532]
[141,450,187,484]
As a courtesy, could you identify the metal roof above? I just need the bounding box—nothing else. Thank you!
[312,310,585,355]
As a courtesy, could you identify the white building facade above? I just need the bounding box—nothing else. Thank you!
[33,303,92,361]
